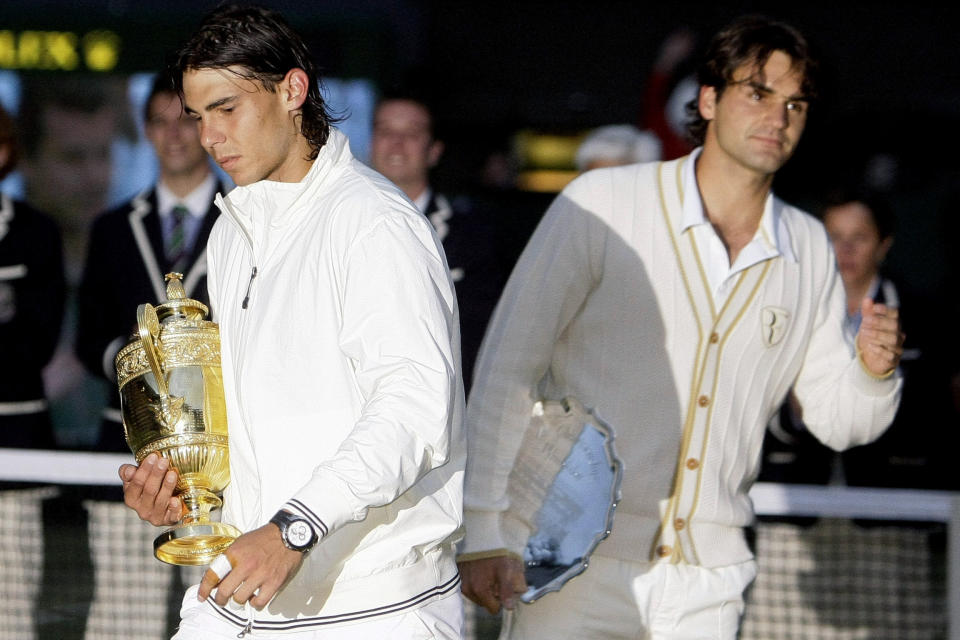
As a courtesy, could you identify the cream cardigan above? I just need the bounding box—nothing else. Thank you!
[462,155,901,568]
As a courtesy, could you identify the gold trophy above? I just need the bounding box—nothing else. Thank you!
[115,273,240,565]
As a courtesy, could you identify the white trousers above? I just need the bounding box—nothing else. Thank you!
[171,585,463,639]
[510,555,757,640]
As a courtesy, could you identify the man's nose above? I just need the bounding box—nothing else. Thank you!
[768,101,790,129]
[200,120,223,148]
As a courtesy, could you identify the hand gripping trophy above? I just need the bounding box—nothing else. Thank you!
[114,273,240,565]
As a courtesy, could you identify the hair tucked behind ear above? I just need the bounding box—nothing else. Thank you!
[172,4,336,159]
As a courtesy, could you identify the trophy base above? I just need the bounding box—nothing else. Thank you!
[154,522,242,566]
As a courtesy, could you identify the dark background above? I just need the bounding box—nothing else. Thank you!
[3,0,959,293]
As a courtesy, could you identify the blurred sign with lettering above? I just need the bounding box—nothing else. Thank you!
[0,30,121,72]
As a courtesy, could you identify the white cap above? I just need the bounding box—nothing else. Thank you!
[575,125,663,171]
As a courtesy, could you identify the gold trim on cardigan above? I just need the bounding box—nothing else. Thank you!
[653,158,776,565]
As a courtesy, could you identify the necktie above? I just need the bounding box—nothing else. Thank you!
[167,204,190,274]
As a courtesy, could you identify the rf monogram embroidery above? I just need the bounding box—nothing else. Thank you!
[761,306,790,347]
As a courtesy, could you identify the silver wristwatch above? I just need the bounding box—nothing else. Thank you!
[269,510,319,552]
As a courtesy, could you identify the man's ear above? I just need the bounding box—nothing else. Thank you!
[427,140,444,168]
[877,236,894,264]
[282,68,310,112]
[698,85,717,121]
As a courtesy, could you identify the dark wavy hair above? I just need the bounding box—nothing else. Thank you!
[374,86,442,140]
[144,69,177,123]
[685,15,819,146]
[822,188,896,241]
[172,4,334,159]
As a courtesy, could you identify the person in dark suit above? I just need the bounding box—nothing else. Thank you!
[370,91,502,391]
[76,71,226,451]
[0,103,65,448]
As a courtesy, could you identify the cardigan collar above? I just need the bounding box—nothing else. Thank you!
[676,148,798,265]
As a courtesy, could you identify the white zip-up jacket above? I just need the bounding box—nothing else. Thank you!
[204,130,465,632]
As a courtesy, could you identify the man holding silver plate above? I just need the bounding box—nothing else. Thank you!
[118,5,465,638]
[459,15,904,639]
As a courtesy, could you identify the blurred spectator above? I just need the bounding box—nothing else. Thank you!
[826,193,894,338]
[15,74,139,446]
[370,90,501,391]
[574,124,662,172]
[0,103,65,448]
[640,27,698,160]
[76,71,223,452]
[17,74,136,281]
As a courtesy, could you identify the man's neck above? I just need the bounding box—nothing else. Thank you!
[161,166,212,199]
[844,275,877,316]
[400,180,429,204]
[695,146,775,264]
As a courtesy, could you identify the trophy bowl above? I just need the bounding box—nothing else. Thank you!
[115,274,240,565]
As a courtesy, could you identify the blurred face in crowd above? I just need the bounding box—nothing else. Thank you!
[145,91,208,180]
[824,201,892,290]
[22,104,115,229]
[370,99,442,199]
[699,50,808,178]
[183,66,310,186]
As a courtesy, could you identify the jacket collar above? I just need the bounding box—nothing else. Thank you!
[220,128,352,231]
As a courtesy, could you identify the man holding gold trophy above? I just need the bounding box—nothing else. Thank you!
[118,5,465,638]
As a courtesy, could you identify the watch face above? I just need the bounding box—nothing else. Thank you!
[286,520,314,549]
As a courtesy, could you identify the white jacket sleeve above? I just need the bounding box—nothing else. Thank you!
[791,237,902,451]
[285,213,459,536]
[460,180,607,557]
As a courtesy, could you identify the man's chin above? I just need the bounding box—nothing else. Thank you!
[747,151,792,176]
[225,168,255,186]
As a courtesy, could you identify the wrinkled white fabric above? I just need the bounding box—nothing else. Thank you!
[203,130,465,631]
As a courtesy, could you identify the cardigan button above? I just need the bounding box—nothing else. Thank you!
[686,458,700,470]
[656,545,672,558]
[709,332,719,343]
[674,518,686,530]
[698,395,709,407]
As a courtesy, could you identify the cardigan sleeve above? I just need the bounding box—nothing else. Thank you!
[791,237,902,451]
[459,177,608,557]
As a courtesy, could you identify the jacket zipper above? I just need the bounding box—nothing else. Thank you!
[217,193,267,514]
[241,266,258,309]
[214,193,259,312]
[236,601,254,636]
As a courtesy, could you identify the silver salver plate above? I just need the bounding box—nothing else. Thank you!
[502,397,622,604]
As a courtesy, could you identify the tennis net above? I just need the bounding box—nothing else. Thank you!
[0,448,956,639]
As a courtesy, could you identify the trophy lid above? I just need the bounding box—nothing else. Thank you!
[156,273,209,321]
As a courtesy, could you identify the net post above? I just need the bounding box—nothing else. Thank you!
[950,493,960,640]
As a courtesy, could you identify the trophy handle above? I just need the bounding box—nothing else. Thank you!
[136,303,169,397]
